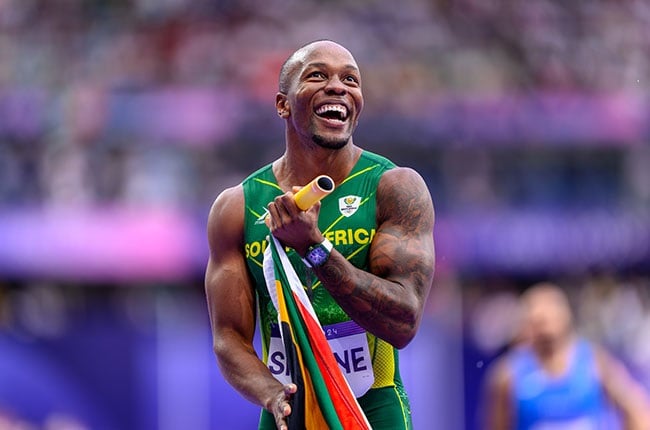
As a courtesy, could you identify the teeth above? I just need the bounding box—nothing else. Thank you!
[316,104,348,119]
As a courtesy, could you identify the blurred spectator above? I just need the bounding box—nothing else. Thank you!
[481,282,650,430]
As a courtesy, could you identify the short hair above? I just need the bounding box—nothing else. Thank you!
[278,39,338,94]
[521,282,574,316]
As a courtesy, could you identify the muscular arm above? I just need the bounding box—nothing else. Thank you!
[267,167,434,348]
[318,168,434,348]
[595,346,650,430]
[205,186,295,429]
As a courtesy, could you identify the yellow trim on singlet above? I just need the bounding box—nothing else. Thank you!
[339,164,379,186]
[247,207,265,219]
[346,241,371,261]
[253,177,283,191]
[249,258,263,268]
[394,385,411,428]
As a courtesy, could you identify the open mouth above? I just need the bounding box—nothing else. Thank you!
[315,103,349,123]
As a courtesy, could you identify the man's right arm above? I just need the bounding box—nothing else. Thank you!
[204,185,296,429]
[482,357,513,430]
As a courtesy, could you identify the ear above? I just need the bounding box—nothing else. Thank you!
[275,93,290,118]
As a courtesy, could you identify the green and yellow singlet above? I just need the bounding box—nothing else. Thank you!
[243,150,413,430]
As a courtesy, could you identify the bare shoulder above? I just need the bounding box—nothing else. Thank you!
[207,184,245,252]
[591,342,635,384]
[590,342,623,377]
[591,342,611,366]
[486,355,513,390]
[209,184,244,219]
[376,166,434,230]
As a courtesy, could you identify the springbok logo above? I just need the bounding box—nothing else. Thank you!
[338,195,361,217]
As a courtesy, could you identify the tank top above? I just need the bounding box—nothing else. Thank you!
[509,339,615,430]
[242,150,404,391]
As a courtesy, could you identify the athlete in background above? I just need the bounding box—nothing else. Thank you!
[483,283,650,430]
[204,40,435,430]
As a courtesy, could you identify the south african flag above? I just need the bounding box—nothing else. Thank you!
[263,234,371,430]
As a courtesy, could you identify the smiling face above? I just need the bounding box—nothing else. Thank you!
[277,41,364,150]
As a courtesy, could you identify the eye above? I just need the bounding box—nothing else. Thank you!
[308,71,326,79]
[343,75,360,85]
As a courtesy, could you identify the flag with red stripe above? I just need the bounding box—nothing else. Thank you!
[263,235,371,430]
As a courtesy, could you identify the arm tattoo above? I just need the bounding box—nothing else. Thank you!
[314,168,435,348]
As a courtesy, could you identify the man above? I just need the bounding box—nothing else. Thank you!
[204,40,435,429]
[483,283,650,430]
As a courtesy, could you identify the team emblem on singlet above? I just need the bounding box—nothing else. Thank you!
[338,195,362,217]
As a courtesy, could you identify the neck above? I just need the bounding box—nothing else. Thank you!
[274,137,362,188]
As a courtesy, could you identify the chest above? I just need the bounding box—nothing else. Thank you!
[244,185,378,270]
[512,350,605,423]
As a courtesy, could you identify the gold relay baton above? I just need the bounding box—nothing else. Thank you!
[266,175,335,226]
[293,175,335,210]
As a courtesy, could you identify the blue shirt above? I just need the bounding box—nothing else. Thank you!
[509,338,616,430]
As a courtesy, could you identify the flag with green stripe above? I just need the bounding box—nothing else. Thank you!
[263,235,371,429]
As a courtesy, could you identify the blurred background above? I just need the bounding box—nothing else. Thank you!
[0,0,649,429]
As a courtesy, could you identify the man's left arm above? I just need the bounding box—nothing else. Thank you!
[314,167,435,348]
[595,346,650,430]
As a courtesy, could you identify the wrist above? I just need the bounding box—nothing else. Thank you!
[301,238,333,268]
[296,233,325,258]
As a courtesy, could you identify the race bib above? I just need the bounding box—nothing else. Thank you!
[267,320,375,397]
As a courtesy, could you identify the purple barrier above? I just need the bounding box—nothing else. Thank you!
[0,89,647,146]
[0,207,204,282]
[0,208,647,281]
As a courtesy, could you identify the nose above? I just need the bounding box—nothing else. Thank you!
[323,76,347,95]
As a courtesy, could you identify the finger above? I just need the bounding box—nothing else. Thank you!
[276,414,288,430]
[278,192,300,217]
[275,401,291,430]
[278,383,296,424]
[266,202,279,228]
[281,402,292,417]
[271,194,293,220]
[305,201,321,217]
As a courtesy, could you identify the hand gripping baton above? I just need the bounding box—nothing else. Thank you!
[265,175,335,227]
